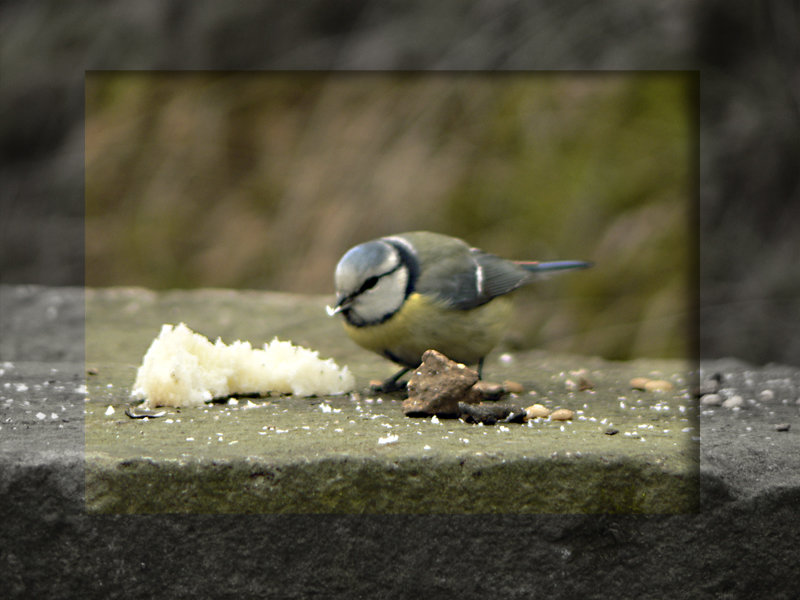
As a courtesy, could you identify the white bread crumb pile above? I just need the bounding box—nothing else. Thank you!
[131,323,354,407]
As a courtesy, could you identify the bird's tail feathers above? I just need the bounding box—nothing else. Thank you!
[517,260,593,274]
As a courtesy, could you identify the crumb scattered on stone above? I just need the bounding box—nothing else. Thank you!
[131,323,354,408]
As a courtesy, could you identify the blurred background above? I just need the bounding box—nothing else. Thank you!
[2,0,798,365]
[84,72,692,360]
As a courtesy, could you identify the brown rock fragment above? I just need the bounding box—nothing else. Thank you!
[458,402,514,425]
[402,350,479,417]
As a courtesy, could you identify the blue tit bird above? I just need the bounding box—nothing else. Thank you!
[327,231,591,391]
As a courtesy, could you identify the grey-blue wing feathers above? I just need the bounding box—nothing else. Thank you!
[421,251,591,311]
[395,231,591,311]
[416,248,535,310]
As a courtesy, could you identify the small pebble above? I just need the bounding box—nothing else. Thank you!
[524,404,551,420]
[565,379,579,392]
[605,427,619,435]
[644,379,674,392]
[550,408,575,421]
[502,380,524,394]
[698,375,721,395]
[722,395,744,409]
[578,377,594,391]
[630,377,650,390]
[758,390,775,402]
[774,423,790,432]
[472,381,505,401]
[700,393,723,407]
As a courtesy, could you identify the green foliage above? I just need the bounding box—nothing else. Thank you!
[85,73,692,359]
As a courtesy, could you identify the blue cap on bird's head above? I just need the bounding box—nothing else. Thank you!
[328,239,404,318]
[335,241,395,293]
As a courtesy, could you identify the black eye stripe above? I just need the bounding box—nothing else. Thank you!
[359,276,380,294]
[356,263,402,296]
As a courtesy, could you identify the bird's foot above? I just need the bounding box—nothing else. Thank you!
[369,367,411,394]
[369,377,407,394]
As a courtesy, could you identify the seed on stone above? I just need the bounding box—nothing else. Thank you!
[722,395,744,409]
[758,390,775,402]
[644,379,673,392]
[472,380,505,401]
[503,380,524,394]
[524,404,551,420]
[698,375,720,395]
[550,408,575,421]
[700,393,723,407]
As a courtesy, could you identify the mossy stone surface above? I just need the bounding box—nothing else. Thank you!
[84,288,698,513]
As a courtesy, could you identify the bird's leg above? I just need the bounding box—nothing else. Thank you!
[371,367,411,393]
[477,357,485,380]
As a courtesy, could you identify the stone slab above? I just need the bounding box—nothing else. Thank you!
[2,286,799,598]
[80,287,697,513]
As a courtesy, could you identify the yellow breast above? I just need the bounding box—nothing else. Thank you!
[342,292,514,367]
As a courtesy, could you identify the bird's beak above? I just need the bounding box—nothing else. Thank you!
[326,296,350,317]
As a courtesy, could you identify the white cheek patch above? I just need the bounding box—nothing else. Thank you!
[355,267,408,324]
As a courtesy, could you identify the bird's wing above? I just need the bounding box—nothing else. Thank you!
[416,248,531,310]
[469,250,533,305]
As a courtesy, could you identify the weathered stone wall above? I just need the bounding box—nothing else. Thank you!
[2,286,798,598]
